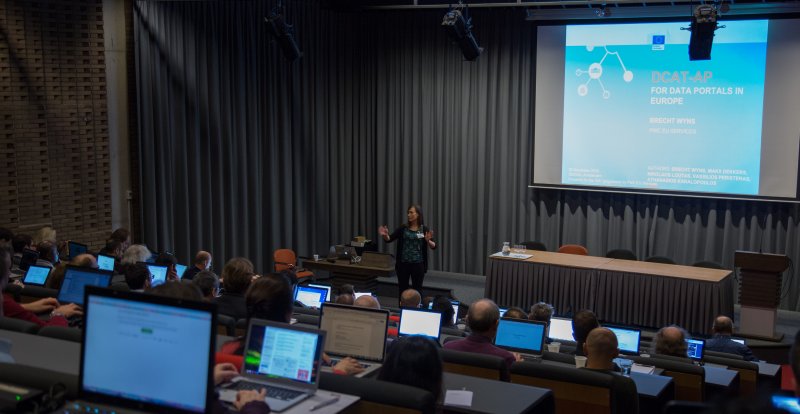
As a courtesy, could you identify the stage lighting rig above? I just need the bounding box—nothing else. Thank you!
[684,3,725,61]
[264,1,302,61]
[442,2,482,61]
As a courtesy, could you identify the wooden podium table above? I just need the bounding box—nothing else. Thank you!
[301,255,394,291]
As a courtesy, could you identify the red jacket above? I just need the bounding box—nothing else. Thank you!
[2,293,69,327]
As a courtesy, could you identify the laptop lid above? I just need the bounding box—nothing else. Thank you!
[494,318,547,355]
[176,263,187,279]
[80,286,215,414]
[398,308,442,340]
[548,317,574,343]
[57,266,113,306]
[450,300,460,325]
[19,248,39,272]
[294,285,328,308]
[319,303,389,362]
[68,241,88,259]
[141,262,168,287]
[606,326,641,355]
[354,292,372,300]
[307,284,332,303]
[22,265,51,286]
[687,338,705,360]
[97,254,115,272]
[498,307,508,317]
[731,338,745,345]
[241,319,325,392]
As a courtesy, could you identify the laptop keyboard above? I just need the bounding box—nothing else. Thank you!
[330,358,372,369]
[232,381,304,401]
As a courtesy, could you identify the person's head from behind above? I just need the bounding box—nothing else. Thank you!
[407,204,424,227]
[194,250,212,270]
[155,251,177,272]
[431,296,455,327]
[503,307,528,320]
[192,270,220,300]
[147,281,204,301]
[0,228,12,245]
[121,244,152,265]
[653,325,688,358]
[221,257,254,295]
[11,233,32,254]
[109,228,131,250]
[572,309,600,344]
[584,327,619,370]
[125,263,152,291]
[335,293,354,305]
[33,226,56,244]
[246,274,294,323]
[99,239,124,259]
[354,294,381,310]
[466,299,501,337]
[529,302,555,325]
[71,253,97,269]
[378,335,442,403]
[400,289,421,308]
[712,315,734,336]
[339,284,355,296]
[37,241,59,264]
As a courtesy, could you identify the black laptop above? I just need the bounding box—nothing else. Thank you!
[56,266,113,306]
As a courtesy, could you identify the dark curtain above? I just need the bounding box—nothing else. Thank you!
[133,1,800,310]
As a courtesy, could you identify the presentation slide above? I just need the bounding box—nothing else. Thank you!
[533,19,800,200]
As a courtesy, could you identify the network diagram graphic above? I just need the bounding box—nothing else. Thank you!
[575,45,633,99]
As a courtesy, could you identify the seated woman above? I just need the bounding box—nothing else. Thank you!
[430,295,457,328]
[378,335,443,404]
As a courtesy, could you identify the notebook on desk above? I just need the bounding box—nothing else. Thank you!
[220,319,326,412]
[319,303,389,377]
[494,318,547,358]
[63,286,216,414]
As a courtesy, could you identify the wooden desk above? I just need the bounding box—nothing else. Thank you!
[486,251,734,333]
[301,258,394,291]
[443,372,554,414]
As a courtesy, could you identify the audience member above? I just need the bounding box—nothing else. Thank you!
[11,233,32,267]
[192,270,220,301]
[431,295,456,327]
[216,257,255,320]
[421,296,434,309]
[354,294,381,309]
[503,306,528,320]
[45,253,100,290]
[652,325,689,359]
[529,302,554,324]
[108,228,131,251]
[339,284,355,296]
[121,244,152,265]
[706,316,757,361]
[400,288,421,308]
[443,299,521,380]
[125,263,152,292]
[572,309,600,356]
[33,226,56,245]
[147,280,204,300]
[334,293,354,305]
[155,251,180,282]
[378,335,443,403]
[582,328,638,414]
[183,250,212,281]
[35,241,59,268]
[0,228,12,245]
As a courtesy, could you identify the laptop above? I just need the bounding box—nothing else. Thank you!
[606,326,642,355]
[687,338,705,361]
[427,299,460,325]
[220,319,326,412]
[22,265,51,286]
[354,292,372,300]
[319,303,389,377]
[498,307,508,317]
[398,308,442,340]
[307,284,332,302]
[68,241,88,259]
[71,286,216,413]
[19,248,39,272]
[548,316,575,343]
[57,266,113,306]
[494,318,547,358]
[175,263,187,279]
[294,285,329,308]
[97,254,115,272]
[141,262,168,287]
[731,338,745,345]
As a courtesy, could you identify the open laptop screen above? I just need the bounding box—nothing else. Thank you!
[451,300,460,325]
[23,265,51,286]
[243,322,324,385]
[319,303,388,361]
[294,285,328,308]
[398,308,442,340]
[68,241,88,259]
[97,254,115,272]
[57,266,112,306]
[607,326,641,355]
[81,287,214,413]
[143,263,168,287]
[687,338,705,360]
[548,317,574,342]
[176,264,187,279]
[19,248,39,272]
[731,338,745,345]
[495,318,547,354]
[307,284,332,303]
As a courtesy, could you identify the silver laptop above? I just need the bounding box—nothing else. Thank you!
[548,316,575,343]
[220,319,326,412]
[319,303,389,377]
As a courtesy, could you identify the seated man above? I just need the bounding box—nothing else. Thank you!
[183,250,212,281]
[582,327,638,414]
[502,307,528,320]
[400,288,421,308]
[354,294,381,309]
[652,325,690,359]
[125,263,152,292]
[529,302,554,325]
[572,309,600,356]
[706,316,757,361]
[443,299,521,380]
[191,270,220,301]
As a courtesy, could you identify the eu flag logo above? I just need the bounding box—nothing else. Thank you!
[652,35,665,50]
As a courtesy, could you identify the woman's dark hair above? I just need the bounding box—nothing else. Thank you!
[109,228,130,243]
[146,281,203,301]
[246,275,294,323]
[221,257,254,294]
[407,204,425,227]
[378,336,442,403]
[431,295,455,327]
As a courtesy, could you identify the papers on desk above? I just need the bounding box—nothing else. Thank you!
[490,252,533,260]
[444,390,474,407]
[631,363,656,375]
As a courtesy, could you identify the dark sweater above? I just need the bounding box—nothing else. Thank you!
[386,225,437,271]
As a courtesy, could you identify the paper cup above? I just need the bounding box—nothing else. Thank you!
[547,342,561,353]
[574,356,587,368]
